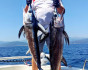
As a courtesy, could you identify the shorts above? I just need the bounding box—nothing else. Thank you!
[38,34,50,53]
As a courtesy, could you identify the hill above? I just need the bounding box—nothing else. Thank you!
[70,38,88,44]
[0,38,88,47]
[0,41,27,47]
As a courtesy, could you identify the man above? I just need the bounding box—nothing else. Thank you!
[24,0,65,70]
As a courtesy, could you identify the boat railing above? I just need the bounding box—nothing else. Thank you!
[0,56,32,62]
[83,59,88,70]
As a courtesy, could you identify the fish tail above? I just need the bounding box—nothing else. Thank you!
[61,56,67,66]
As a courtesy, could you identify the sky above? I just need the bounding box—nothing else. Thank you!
[0,0,88,41]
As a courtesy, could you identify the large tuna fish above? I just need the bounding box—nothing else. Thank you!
[49,14,69,70]
[18,8,48,70]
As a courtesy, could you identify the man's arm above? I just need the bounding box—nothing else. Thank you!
[23,0,31,25]
[56,5,65,15]
[56,0,65,15]
[24,0,32,13]
[24,5,29,13]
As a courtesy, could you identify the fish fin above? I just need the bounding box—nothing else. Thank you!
[18,26,24,38]
[61,56,67,66]
[39,33,49,43]
[38,23,48,35]
[63,30,69,45]
[45,56,50,62]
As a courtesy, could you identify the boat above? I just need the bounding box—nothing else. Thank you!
[0,55,87,70]
[0,64,84,70]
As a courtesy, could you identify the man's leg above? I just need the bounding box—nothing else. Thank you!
[32,58,38,70]
[38,35,45,53]
[32,35,45,70]
[59,64,61,70]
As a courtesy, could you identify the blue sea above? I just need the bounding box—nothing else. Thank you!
[0,44,88,69]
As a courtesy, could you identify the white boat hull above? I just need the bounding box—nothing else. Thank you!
[0,65,83,70]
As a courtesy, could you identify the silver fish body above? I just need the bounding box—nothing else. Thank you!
[50,25,64,70]
[49,12,69,70]
[18,23,49,70]
[19,25,42,70]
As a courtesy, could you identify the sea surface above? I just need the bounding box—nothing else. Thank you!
[0,44,88,69]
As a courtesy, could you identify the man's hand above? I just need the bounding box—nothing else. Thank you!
[26,0,32,6]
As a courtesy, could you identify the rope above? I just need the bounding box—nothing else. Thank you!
[83,59,88,70]
[0,56,32,66]
[0,59,30,62]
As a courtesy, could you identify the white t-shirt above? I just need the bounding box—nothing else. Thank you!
[32,0,55,29]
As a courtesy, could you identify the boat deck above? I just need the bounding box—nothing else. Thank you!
[0,56,86,70]
[0,65,83,70]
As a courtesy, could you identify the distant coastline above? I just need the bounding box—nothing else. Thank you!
[0,38,88,47]
[0,41,27,47]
